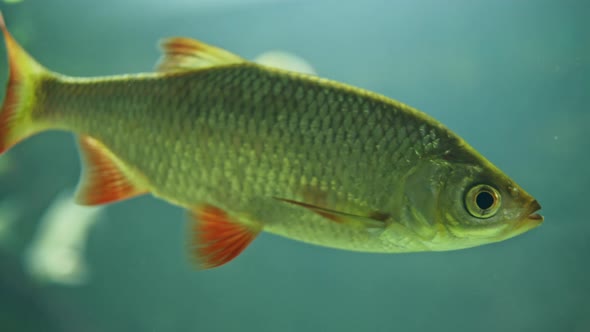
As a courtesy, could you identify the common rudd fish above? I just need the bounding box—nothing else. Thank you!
[0,13,542,269]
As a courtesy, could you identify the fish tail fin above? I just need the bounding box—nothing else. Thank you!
[0,12,49,154]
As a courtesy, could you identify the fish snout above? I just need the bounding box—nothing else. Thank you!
[522,199,543,232]
[527,200,543,221]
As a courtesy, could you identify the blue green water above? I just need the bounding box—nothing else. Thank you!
[0,0,588,331]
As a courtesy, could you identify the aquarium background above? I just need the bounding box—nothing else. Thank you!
[0,0,588,331]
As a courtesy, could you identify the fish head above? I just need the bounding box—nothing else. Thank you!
[401,152,543,251]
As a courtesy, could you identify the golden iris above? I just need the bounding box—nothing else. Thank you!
[465,184,501,219]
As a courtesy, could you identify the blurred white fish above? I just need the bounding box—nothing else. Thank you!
[254,50,317,75]
[24,189,104,286]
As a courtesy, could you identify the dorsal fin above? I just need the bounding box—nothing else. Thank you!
[156,37,245,72]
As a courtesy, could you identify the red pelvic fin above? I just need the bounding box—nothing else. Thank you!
[75,135,147,205]
[189,205,261,269]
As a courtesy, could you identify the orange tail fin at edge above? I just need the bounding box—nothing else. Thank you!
[0,11,48,154]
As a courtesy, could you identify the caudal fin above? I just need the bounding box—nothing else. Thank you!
[0,12,47,154]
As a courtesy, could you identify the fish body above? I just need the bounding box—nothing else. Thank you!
[46,66,461,253]
[0,15,542,268]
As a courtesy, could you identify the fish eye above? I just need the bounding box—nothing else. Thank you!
[465,184,501,219]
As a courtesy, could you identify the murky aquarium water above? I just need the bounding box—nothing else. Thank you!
[0,0,588,331]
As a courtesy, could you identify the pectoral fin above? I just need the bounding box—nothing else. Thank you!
[274,197,388,231]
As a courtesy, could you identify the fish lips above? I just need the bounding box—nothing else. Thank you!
[521,200,543,231]
[505,199,543,236]
[527,200,543,222]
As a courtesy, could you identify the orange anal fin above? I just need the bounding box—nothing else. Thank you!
[189,205,261,269]
[274,197,388,230]
[75,135,147,205]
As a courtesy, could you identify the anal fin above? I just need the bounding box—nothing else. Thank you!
[75,135,147,205]
[189,205,261,269]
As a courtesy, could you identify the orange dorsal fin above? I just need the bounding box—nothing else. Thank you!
[189,205,261,269]
[75,135,147,205]
[156,37,244,72]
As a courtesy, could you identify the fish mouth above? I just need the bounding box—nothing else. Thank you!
[527,200,543,221]
[528,212,543,221]
[506,199,543,237]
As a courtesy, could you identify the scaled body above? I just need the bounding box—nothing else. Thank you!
[0,15,542,268]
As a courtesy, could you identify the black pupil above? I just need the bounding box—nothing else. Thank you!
[476,191,495,210]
